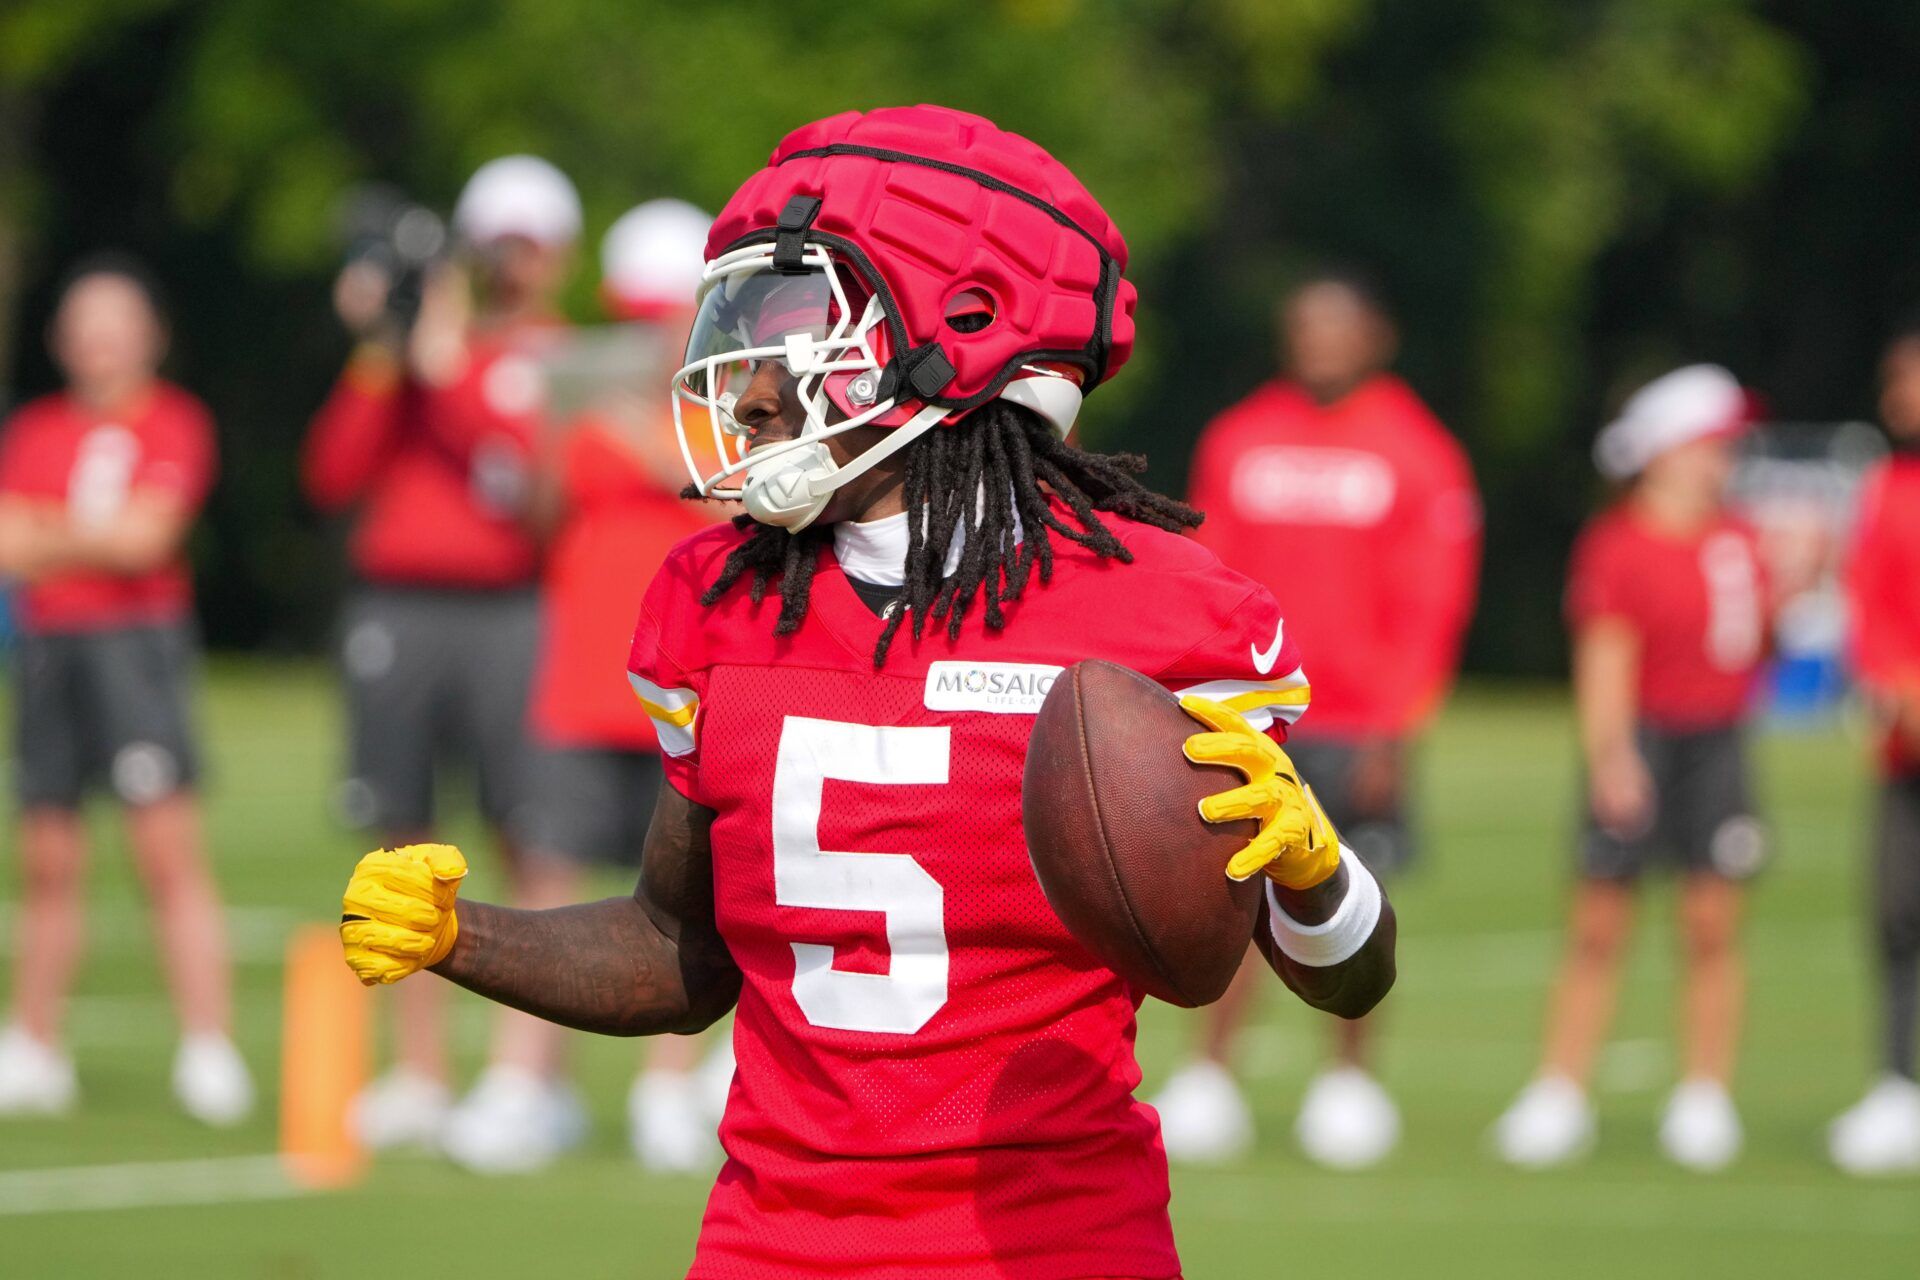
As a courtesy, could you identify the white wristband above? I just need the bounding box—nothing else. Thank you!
[1265,850,1382,968]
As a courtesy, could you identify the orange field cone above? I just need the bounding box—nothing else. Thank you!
[279,924,371,1188]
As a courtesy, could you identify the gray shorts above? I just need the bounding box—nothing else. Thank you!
[1874,776,1920,956]
[335,586,541,840]
[1581,724,1767,883]
[521,747,664,867]
[12,622,202,809]
[1286,736,1417,878]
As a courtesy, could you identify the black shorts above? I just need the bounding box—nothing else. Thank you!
[1874,776,1920,955]
[335,586,541,840]
[12,622,202,809]
[1580,724,1767,883]
[520,748,664,866]
[1285,736,1417,878]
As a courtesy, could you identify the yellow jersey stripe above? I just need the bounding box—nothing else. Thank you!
[1221,684,1313,714]
[633,690,699,728]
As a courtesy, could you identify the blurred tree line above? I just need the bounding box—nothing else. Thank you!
[0,0,1914,672]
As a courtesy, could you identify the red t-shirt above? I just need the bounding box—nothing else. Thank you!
[302,326,559,589]
[1846,454,1920,775]
[0,383,216,634]
[1188,374,1482,739]
[1566,504,1767,732]
[628,509,1310,1279]
[530,421,716,750]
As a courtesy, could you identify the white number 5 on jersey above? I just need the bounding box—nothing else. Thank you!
[772,717,950,1035]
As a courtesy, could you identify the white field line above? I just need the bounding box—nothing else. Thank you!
[1593,1036,1670,1092]
[0,1155,304,1216]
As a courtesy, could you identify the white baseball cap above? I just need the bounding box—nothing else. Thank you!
[453,155,582,248]
[1594,363,1750,480]
[600,198,713,318]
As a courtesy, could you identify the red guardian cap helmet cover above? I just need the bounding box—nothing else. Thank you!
[670,104,1136,530]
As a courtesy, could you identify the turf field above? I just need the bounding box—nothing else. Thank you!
[1,662,1914,1278]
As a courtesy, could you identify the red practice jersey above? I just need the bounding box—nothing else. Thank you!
[628,506,1309,1279]
[0,383,216,634]
[1847,453,1920,775]
[301,327,558,589]
[531,421,716,750]
[1566,504,1767,732]
[1188,374,1480,739]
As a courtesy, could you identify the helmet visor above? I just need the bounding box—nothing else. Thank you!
[670,248,888,500]
[681,266,843,406]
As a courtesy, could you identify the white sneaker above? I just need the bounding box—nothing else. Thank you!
[350,1069,452,1152]
[1493,1075,1594,1168]
[443,1066,587,1175]
[1150,1059,1254,1164]
[1659,1079,1742,1172]
[630,1070,720,1173]
[1295,1066,1399,1169]
[0,1025,77,1117]
[695,1038,737,1121]
[1829,1075,1920,1176]
[173,1034,254,1127]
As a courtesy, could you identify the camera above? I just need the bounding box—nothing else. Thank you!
[337,183,449,332]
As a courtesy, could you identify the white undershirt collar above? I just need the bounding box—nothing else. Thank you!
[832,492,1021,588]
[832,511,921,588]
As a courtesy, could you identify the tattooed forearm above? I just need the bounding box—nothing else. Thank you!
[1256,863,1398,1020]
[432,898,731,1035]
[429,788,741,1036]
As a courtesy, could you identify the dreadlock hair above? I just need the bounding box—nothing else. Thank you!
[699,400,1203,665]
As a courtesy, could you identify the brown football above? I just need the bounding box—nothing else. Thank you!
[1023,659,1262,1007]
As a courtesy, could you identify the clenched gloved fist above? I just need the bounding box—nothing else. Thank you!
[339,843,468,986]
[1180,695,1342,890]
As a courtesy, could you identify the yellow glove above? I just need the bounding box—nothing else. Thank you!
[339,843,468,986]
[1180,695,1341,889]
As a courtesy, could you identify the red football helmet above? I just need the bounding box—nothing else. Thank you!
[671,105,1136,530]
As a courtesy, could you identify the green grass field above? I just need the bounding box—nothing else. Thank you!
[2,663,1915,1278]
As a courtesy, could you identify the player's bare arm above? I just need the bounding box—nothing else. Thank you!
[1258,863,1398,1020]
[341,784,741,1036]
[1574,615,1653,835]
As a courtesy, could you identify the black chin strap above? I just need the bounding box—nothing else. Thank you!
[773,196,822,273]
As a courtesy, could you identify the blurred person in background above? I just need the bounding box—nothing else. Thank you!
[1494,364,1770,1173]
[1829,319,1920,1174]
[1160,270,1480,1167]
[0,256,251,1125]
[441,199,733,1174]
[302,156,578,1152]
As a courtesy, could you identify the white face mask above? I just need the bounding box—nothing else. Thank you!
[671,245,910,531]
[670,243,1085,532]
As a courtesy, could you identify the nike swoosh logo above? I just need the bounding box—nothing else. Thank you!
[1250,620,1286,675]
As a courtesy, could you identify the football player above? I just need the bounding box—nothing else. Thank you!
[340,107,1395,1277]
[1493,365,1770,1172]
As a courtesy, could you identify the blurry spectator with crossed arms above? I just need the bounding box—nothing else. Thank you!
[0,256,251,1126]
